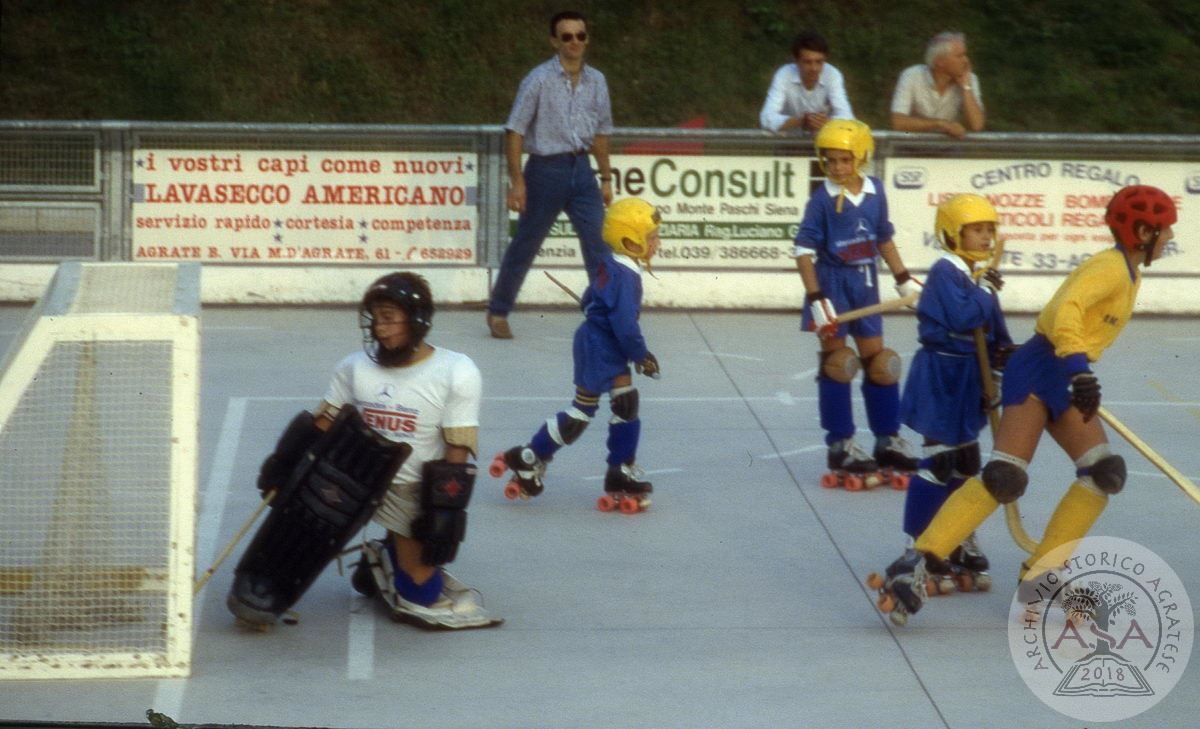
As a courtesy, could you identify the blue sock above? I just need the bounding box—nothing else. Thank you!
[393,567,444,607]
[606,418,641,465]
[862,380,900,437]
[818,378,854,445]
[903,474,953,538]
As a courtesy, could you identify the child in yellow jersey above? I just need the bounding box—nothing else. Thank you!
[875,185,1178,622]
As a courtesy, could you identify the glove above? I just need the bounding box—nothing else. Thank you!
[636,352,661,379]
[805,290,838,338]
[894,271,923,301]
[980,268,1004,294]
[1070,371,1101,422]
[989,343,1018,372]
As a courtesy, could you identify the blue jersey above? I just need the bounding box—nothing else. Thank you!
[900,255,1012,444]
[573,254,647,393]
[794,176,896,267]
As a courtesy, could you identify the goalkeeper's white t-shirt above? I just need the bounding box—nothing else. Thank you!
[322,345,481,534]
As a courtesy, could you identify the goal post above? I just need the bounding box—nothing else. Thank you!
[0,262,199,679]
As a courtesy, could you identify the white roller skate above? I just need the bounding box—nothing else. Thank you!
[873,434,917,490]
[820,438,883,491]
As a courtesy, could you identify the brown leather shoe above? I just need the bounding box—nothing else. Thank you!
[487,313,513,339]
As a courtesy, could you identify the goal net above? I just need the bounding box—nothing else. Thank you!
[0,262,199,679]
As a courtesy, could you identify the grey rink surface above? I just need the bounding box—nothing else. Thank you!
[2,304,1199,729]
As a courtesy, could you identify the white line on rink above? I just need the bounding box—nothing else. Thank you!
[153,396,248,720]
[757,445,826,460]
[581,467,684,481]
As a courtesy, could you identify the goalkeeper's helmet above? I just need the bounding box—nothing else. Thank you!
[814,119,874,176]
[359,272,434,366]
[602,197,661,265]
[1105,185,1176,265]
[936,193,998,264]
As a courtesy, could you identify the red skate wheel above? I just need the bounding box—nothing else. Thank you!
[954,573,975,593]
[877,593,896,612]
[820,473,838,489]
[596,494,617,512]
[866,572,885,590]
[618,496,640,514]
[503,482,522,500]
[488,454,507,478]
[891,473,910,490]
[844,475,864,491]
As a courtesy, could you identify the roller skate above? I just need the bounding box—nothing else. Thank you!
[948,532,992,592]
[489,446,547,501]
[873,434,917,490]
[820,438,883,491]
[865,548,933,627]
[597,462,652,514]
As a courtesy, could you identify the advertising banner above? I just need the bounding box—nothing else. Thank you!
[887,158,1195,274]
[522,154,812,269]
[131,150,478,264]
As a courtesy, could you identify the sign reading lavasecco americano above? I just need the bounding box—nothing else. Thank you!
[131,150,478,264]
[526,154,811,269]
[887,158,1194,274]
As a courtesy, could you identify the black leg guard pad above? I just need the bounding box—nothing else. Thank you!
[981,460,1028,504]
[228,407,411,625]
[610,387,639,422]
[257,411,323,497]
[1089,454,1127,494]
[411,459,476,566]
[955,442,982,478]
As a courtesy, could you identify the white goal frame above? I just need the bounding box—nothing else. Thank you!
[0,262,199,679]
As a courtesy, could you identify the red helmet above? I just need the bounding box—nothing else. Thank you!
[1104,185,1177,251]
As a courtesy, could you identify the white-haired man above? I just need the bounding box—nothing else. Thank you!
[890,32,985,138]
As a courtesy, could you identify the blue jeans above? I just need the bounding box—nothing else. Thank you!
[488,153,607,316]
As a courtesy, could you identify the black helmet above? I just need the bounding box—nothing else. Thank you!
[358,272,434,366]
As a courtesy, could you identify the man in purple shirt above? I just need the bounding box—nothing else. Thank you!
[487,10,614,339]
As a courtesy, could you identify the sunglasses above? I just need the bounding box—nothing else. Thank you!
[558,31,588,43]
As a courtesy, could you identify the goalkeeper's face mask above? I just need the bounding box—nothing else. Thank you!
[369,303,413,362]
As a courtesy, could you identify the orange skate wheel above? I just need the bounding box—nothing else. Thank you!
[866,572,885,590]
[844,475,864,491]
[618,496,640,514]
[891,473,910,490]
[488,454,507,478]
[503,482,522,500]
[596,494,617,512]
[877,593,896,612]
[820,473,839,489]
[955,573,975,593]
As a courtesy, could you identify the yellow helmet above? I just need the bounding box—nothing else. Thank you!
[602,197,661,263]
[935,193,998,264]
[814,119,874,176]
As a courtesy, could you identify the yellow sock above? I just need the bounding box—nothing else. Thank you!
[914,477,1000,559]
[1023,481,1108,577]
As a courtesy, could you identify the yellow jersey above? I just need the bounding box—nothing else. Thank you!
[1035,247,1140,363]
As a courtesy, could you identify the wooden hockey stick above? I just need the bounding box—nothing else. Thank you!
[967,241,1040,554]
[1098,406,1200,506]
[193,489,276,593]
[834,291,920,326]
[543,270,582,304]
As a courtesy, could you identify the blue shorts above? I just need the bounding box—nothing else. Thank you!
[800,263,883,339]
[573,321,629,394]
[1001,334,1073,421]
[901,348,985,444]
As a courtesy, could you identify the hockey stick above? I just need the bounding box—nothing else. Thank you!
[834,291,920,326]
[1098,406,1200,506]
[193,489,276,593]
[543,270,582,304]
[968,242,1039,554]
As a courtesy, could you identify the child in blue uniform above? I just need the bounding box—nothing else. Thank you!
[493,198,661,506]
[882,185,1179,622]
[893,194,1013,593]
[794,119,920,478]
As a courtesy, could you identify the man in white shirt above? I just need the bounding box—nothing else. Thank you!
[760,31,854,134]
[890,31,985,138]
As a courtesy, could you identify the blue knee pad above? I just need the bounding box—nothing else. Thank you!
[861,380,900,437]
[818,377,854,445]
